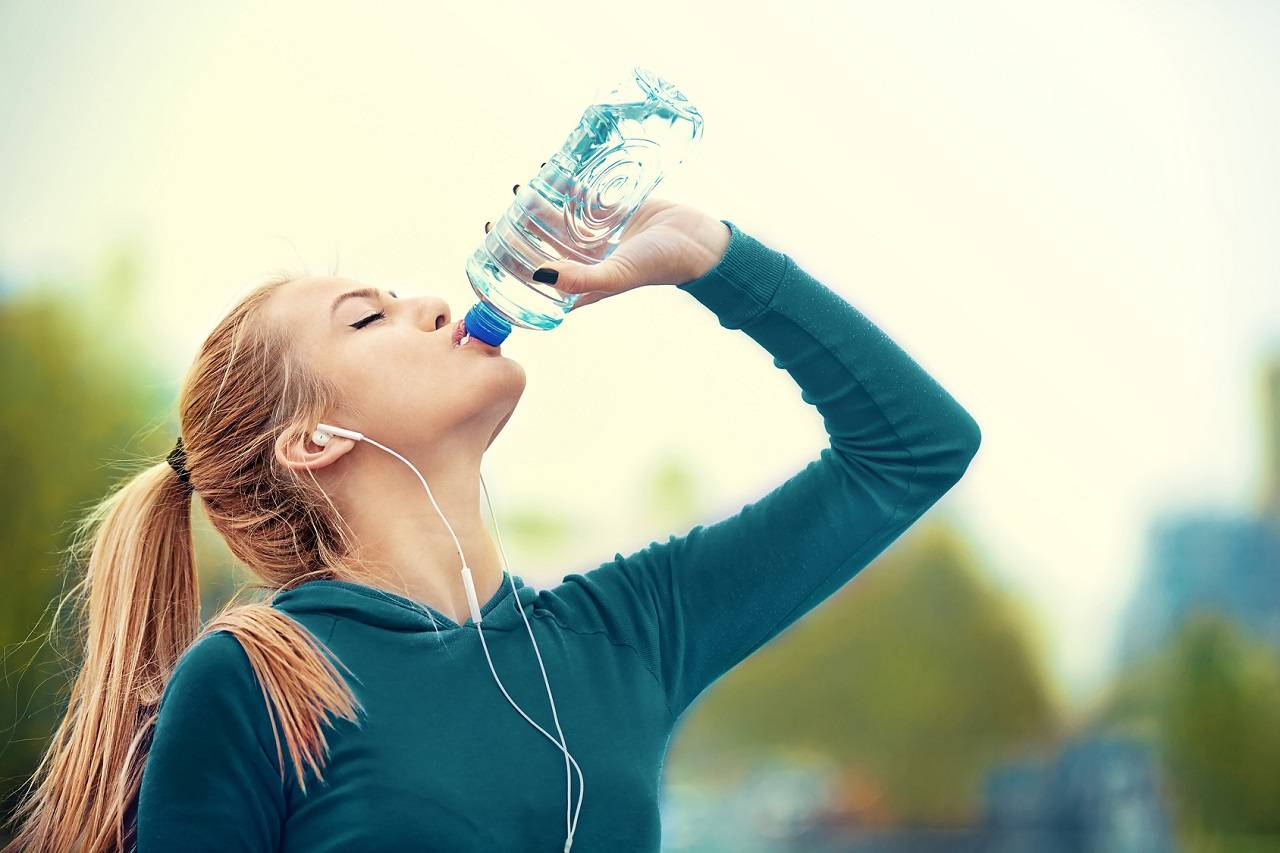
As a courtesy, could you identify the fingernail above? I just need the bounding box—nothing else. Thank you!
[512,183,520,195]
[541,161,546,168]
[485,221,491,233]
[532,268,558,284]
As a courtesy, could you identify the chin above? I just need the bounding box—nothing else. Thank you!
[498,358,527,399]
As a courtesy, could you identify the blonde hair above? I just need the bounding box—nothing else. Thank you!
[2,272,395,852]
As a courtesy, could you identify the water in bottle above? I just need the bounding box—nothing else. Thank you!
[461,66,704,346]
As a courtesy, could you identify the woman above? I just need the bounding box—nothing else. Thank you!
[2,194,980,853]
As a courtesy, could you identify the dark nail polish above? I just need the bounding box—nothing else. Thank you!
[541,161,546,168]
[512,184,520,195]
[485,221,491,233]
[532,268,558,284]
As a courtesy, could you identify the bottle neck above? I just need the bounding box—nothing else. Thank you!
[463,301,513,346]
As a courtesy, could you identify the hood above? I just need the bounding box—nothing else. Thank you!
[270,570,541,633]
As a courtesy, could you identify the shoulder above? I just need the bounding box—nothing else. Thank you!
[151,629,287,777]
[163,629,257,703]
[139,632,291,849]
[155,629,272,748]
[163,610,336,710]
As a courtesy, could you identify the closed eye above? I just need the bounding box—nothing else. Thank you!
[350,310,386,330]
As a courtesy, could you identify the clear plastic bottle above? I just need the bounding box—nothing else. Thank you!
[461,66,704,346]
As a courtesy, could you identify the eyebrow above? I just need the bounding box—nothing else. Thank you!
[330,287,398,318]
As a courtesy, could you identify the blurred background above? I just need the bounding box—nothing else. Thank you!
[2,0,1277,850]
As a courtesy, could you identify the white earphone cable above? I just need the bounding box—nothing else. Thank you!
[318,427,582,851]
[481,469,584,848]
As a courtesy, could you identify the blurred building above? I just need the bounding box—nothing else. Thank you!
[981,735,1178,853]
[1114,356,1280,668]
[659,753,841,852]
[1116,509,1280,667]
[658,737,1178,852]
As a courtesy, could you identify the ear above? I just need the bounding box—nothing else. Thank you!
[275,426,357,475]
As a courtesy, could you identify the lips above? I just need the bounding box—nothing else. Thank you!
[452,318,501,353]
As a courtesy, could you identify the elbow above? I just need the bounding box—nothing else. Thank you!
[916,410,982,489]
[960,413,982,461]
[947,412,982,479]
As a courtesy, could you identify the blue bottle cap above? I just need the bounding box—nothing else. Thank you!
[463,301,512,346]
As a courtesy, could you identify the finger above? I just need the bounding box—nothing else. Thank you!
[533,255,630,295]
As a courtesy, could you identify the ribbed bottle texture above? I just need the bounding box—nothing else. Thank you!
[461,66,704,346]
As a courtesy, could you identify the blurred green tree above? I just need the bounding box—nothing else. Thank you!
[0,246,176,842]
[1097,611,1280,845]
[668,518,1063,826]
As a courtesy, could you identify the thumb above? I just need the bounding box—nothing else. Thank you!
[532,257,630,295]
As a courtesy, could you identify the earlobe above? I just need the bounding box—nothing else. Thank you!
[274,427,355,474]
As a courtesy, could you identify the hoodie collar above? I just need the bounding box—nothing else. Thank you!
[271,571,539,632]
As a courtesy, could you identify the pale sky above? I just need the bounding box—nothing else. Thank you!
[2,0,1277,709]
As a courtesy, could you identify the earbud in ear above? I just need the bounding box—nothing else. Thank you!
[313,423,365,446]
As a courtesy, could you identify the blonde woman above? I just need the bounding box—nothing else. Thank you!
[2,196,980,852]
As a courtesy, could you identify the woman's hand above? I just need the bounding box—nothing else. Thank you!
[485,180,730,312]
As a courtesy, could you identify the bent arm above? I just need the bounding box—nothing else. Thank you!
[544,218,981,721]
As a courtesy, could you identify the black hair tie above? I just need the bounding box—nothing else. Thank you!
[167,436,193,491]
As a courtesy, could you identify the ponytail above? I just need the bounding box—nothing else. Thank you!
[2,460,198,852]
[2,455,362,852]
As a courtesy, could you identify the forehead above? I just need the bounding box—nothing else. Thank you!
[279,275,361,307]
[266,275,361,325]
[258,276,359,354]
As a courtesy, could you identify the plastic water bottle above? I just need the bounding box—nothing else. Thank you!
[461,66,704,346]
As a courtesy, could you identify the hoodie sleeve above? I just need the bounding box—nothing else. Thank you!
[136,630,286,852]
[545,218,982,722]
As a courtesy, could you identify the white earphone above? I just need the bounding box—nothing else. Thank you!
[312,424,363,445]
[311,423,583,852]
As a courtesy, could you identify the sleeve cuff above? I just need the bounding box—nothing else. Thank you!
[676,219,790,329]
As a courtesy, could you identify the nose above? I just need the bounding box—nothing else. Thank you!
[414,295,451,332]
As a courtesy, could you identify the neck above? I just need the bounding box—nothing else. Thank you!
[331,435,505,624]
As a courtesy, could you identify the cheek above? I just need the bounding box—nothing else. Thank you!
[354,334,515,418]
[362,331,454,379]
[366,377,461,433]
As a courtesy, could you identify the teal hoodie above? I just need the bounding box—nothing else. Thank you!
[135,218,981,852]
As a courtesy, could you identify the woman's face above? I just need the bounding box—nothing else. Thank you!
[265,276,525,454]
